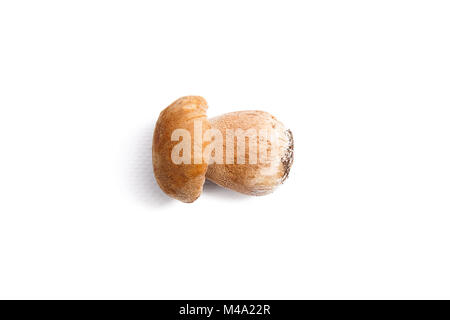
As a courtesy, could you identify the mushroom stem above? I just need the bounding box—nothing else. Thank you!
[205,111,294,196]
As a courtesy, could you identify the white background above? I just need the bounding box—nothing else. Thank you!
[0,1,449,299]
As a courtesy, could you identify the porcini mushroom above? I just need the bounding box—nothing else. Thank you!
[152,97,294,202]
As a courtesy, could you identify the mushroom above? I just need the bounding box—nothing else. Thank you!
[152,96,294,202]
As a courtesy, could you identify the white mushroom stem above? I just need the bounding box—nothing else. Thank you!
[205,111,294,196]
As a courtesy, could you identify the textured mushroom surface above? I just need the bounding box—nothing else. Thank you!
[206,111,293,196]
[152,96,211,203]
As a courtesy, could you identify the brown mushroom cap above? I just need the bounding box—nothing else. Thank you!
[152,96,211,203]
